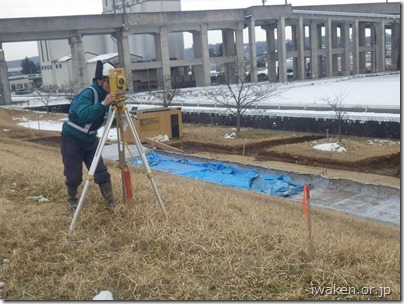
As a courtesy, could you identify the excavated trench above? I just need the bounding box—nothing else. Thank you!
[144,150,400,226]
[24,134,400,225]
[26,134,401,178]
[170,135,323,156]
[170,136,400,178]
[168,135,400,226]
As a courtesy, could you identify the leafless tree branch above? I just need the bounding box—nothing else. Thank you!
[205,57,285,132]
[321,91,349,142]
[149,75,184,107]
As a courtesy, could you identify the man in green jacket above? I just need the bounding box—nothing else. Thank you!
[61,60,117,210]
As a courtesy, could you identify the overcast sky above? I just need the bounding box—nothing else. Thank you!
[0,0,399,61]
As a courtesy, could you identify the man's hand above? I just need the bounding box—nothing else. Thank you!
[102,93,117,106]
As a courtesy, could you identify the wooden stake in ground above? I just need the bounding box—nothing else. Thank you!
[302,184,313,257]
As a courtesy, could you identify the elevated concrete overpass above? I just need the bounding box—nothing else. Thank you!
[0,2,400,105]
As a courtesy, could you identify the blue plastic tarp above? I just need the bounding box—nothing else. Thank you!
[129,152,307,198]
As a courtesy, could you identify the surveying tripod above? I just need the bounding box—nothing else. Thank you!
[69,69,168,232]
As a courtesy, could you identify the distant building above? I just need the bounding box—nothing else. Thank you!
[7,67,21,76]
[38,36,104,92]
[8,73,42,93]
[86,52,143,76]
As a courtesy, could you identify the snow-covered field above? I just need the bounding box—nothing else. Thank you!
[128,72,400,123]
[9,72,400,107]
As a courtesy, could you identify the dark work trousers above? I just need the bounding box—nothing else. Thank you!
[61,134,111,189]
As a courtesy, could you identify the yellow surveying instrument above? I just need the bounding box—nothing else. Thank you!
[109,68,127,101]
[69,68,168,232]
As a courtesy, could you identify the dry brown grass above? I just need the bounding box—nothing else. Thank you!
[0,108,400,300]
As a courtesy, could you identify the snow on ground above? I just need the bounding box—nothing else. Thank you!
[6,72,400,110]
[10,93,70,106]
[131,72,400,108]
[17,119,119,141]
[269,73,399,108]
[129,72,400,123]
[4,72,401,141]
[17,118,66,132]
[313,142,347,153]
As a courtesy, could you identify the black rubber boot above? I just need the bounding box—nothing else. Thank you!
[99,181,115,209]
[67,186,78,210]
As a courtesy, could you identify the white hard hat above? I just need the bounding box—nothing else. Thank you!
[95,60,115,79]
[102,62,115,77]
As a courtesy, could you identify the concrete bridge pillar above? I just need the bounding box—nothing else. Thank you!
[325,18,333,77]
[192,23,211,87]
[265,25,277,82]
[247,16,258,82]
[222,29,237,84]
[341,21,351,76]
[317,23,326,77]
[277,16,287,83]
[331,22,339,76]
[296,16,306,80]
[115,30,133,92]
[375,20,386,73]
[369,24,377,73]
[154,26,171,90]
[359,22,367,74]
[221,24,245,84]
[69,35,89,90]
[235,22,245,80]
[309,20,319,80]
[291,22,298,80]
[0,45,11,105]
[352,18,360,74]
[390,21,401,70]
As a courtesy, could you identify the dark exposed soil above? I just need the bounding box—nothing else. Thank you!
[170,135,324,155]
[168,125,401,179]
[170,139,400,178]
[256,150,400,177]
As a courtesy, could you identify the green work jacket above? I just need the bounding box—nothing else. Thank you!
[62,81,110,143]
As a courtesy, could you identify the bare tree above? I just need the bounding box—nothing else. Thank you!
[63,80,82,102]
[322,91,349,143]
[205,57,283,132]
[149,75,184,107]
[33,90,54,114]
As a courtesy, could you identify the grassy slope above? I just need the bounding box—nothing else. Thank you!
[0,109,400,300]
